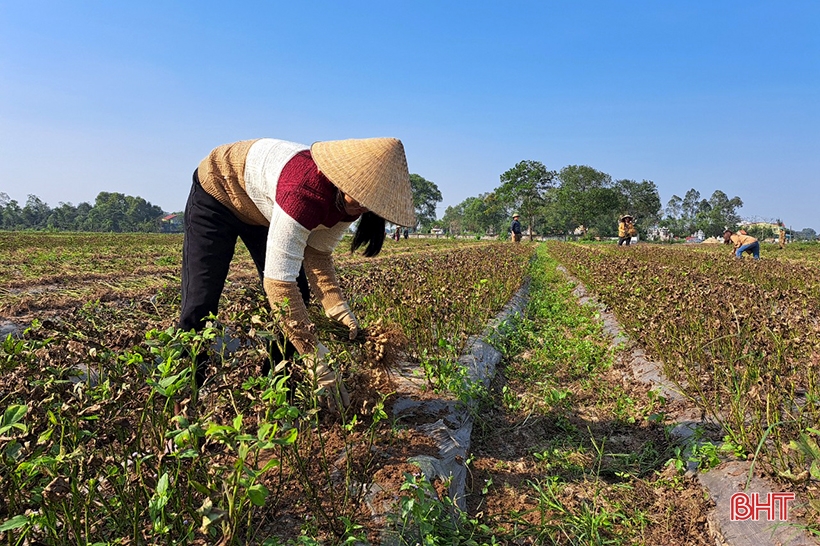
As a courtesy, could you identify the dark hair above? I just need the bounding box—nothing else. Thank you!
[351,211,385,257]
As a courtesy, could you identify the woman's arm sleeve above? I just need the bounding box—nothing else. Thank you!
[263,277,318,355]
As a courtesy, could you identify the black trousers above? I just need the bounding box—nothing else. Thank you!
[179,171,310,373]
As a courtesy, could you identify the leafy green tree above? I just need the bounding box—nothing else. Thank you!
[495,160,556,240]
[797,228,816,241]
[744,224,775,242]
[536,190,571,236]
[665,195,682,220]
[660,195,685,238]
[46,202,80,230]
[75,202,93,231]
[441,203,465,235]
[409,174,442,230]
[22,195,51,229]
[679,189,706,235]
[0,192,165,232]
[124,195,164,232]
[662,188,708,236]
[695,191,743,236]
[553,165,618,235]
[87,192,127,231]
[0,193,23,229]
[482,192,509,236]
[614,179,662,233]
[660,189,743,238]
[460,192,507,235]
[459,197,484,234]
[84,192,163,232]
[681,189,701,220]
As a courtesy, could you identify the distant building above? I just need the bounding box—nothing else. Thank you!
[161,213,183,233]
[684,230,705,243]
[739,221,784,243]
[740,222,780,236]
[645,226,672,242]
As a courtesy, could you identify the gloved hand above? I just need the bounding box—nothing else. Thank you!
[263,278,318,355]
[305,343,350,409]
[302,246,358,340]
[325,302,359,341]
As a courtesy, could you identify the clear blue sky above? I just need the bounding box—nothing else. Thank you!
[2,1,818,230]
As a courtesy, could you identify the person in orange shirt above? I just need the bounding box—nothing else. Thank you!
[723,229,760,260]
[618,215,637,246]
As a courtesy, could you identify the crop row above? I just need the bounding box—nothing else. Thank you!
[0,232,483,316]
[0,238,533,544]
[546,241,820,503]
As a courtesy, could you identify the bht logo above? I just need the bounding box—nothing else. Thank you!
[730,492,795,521]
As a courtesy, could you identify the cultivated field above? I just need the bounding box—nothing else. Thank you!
[547,241,820,529]
[0,233,534,544]
[2,233,819,544]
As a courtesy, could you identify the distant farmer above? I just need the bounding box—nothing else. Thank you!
[723,229,760,260]
[179,137,415,405]
[779,225,786,249]
[510,213,522,243]
[618,215,637,246]
[403,227,409,239]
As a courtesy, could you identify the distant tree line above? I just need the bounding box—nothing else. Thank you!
[0,181,447,235]
[659,188,743,239]
[0,192,172,232]
[435,160,747,240]
[743,223,817,243]
[1,179,446,234]
[795,228,817,241]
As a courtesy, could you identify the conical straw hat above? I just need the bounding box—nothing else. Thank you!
[311,138,416,226]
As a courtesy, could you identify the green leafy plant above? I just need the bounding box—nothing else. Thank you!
[388,472,495,546]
